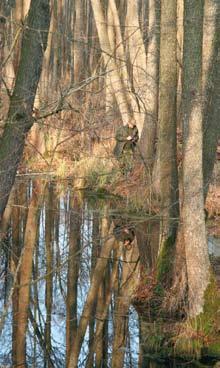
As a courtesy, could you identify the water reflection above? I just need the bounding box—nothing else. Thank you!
[0,178,219,368]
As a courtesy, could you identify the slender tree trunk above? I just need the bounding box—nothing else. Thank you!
[95,210,109,367]
[203,2,220,199]
[66,193,82,366]
[125,0,148,134]
[44,183,54,368]
[139,0,159,162]
[157,0,179,249]
[90,0,132,124]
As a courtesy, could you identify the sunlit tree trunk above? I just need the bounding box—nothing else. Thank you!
[90,0,132,124]
[125,0,148,133]
[182,0,210,317]
[74,0,85,91]
[15,181,44,367]
[139,0,160,162]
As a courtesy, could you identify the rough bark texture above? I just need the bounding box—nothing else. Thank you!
[182,0,210,317]
[0,0,50,219]
[203,2,220,199]
[157,0,179,242]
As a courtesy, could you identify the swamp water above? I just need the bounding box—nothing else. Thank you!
[0,178,219,368]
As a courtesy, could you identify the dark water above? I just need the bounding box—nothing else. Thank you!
[0,179,219,367]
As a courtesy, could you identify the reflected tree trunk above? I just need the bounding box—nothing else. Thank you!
[95,207,109,367]
[66,192,82,366]
[68,223,116,368]
[44,183,54,368]
[112,240,139,368]
[14,180,44,367]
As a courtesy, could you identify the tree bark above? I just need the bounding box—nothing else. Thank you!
[203,2,220,199]
[0,0,50,219]
[156,0,179,246]
[182,0,210,317]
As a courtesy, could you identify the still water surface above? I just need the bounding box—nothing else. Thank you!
[0,179,219,367]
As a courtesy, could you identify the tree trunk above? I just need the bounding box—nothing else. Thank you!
[182,0,210,317]
[90,0,132,124]
[203,2,220,199]
[0,0,50,219]
[139,0,159,162]
[156,0,179,249]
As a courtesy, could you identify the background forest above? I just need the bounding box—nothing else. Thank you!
[0,0,220,367]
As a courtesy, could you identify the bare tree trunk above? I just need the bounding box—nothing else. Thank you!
[203,2,220,199]
[125,0,148,133]
[0,0,50,219]
[156,0,179,251]
[182,0,210,317]
[139,0,159,162]
[90,0,132,124]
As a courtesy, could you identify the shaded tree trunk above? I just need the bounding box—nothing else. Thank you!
[0,0,50,219]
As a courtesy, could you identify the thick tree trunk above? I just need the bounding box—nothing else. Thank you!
[0,0,50,219]
[182,0,210,317]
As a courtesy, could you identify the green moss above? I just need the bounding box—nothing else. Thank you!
[156,235,175,286]
[174,274,220,360]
